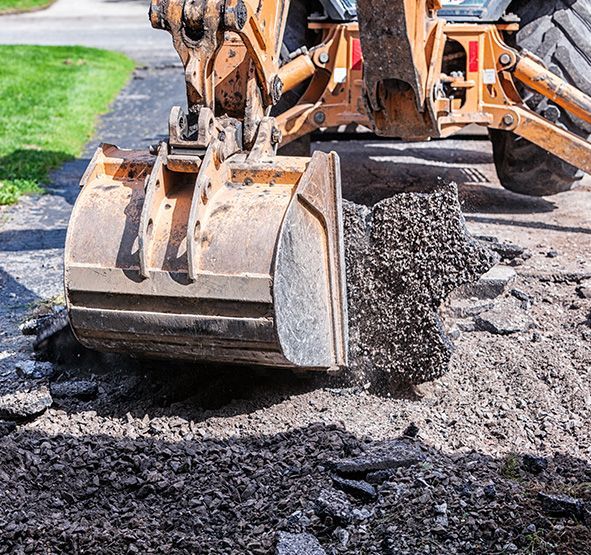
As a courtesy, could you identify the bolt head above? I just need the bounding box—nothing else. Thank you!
[271,75,284,104]
[499,53,512,66]
[544,105,561,122]
[314,111,326,125]
[502,113,515,126]
[225,0,248,30]
[271,126,282,145]
[319,52,330,64]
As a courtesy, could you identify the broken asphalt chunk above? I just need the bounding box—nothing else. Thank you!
[15,360,56,380]
[331,440,425,477]
[475,301,535,335]
[460,266,517,300]
[51,380,98,401]
[314,488,373,524]
[0,385,53,420]
[476,236,527,262]
[538,492,588,521]
[332,475,377,502]
[275,532,326,555]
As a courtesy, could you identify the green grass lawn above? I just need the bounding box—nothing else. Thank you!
[0,0,54,14]
[0,45,134,205]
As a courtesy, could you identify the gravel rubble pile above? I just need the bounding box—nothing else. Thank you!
[344,183,496,385]
[0,423,589,554]
[0,234,589,554]
[1,141,590,553]
[1,222,590,554]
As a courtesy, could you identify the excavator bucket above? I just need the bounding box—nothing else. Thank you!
[64,144,348,370]
[65,0,350,371]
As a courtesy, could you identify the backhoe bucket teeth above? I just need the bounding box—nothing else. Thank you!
[64,144,348,370]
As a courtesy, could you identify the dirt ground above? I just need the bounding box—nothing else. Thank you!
[1,1,590,550]
[1,131,590,553]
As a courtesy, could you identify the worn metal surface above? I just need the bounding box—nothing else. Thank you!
[514,53,591,127]
[277,22,369,145]
[356,0,438,139]
[279,0,591,173]
[64,0,349,370]
[65,145,348,369]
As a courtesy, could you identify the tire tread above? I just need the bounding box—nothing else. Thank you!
[491,0,591,196]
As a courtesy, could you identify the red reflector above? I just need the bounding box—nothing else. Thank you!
[352,38,363,71]
[468,41,479,73]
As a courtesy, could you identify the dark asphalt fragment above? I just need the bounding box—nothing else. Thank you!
[476,235,527,262]
[403,422,420,438]
[331,439,425,477]
[0,420,16,438]
[522,455,548,475]
[15,360,56,380]
[538,492,588,521]
[0,385,53,421]
[51,380,99,401]
[484,483,497,499]
[332,475,377,502]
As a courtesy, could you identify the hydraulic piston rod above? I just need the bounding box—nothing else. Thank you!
[514,53,591,126]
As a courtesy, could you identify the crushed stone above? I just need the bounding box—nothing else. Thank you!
[344,182,496,385]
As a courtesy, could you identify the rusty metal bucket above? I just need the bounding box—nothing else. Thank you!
[64,144,348,370]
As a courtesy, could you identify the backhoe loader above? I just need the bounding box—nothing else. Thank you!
[64,0,591,372]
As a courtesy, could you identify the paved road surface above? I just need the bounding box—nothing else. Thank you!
[0,0,175,64]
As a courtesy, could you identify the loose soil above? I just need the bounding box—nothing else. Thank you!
[1,126,590,553]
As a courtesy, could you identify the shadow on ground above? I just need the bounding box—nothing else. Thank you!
[465,215,591,236]
[42,349,418,420]
[316,141,558,214]
[0,267,39,311]
[0,228,67,252]
[0,149,89,206]
[0,148,73,186]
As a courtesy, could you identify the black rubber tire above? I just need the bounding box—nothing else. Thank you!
[490,0,591,196]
